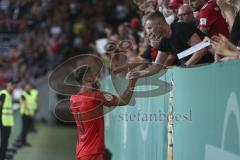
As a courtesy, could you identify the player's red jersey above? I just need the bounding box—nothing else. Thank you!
[199,0,229,38]
[70,91,118,159]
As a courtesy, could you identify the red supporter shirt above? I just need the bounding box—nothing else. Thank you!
[150,48,158,60]
[199,0,229,38]
[70,91,118,158]
[141,46,159,61]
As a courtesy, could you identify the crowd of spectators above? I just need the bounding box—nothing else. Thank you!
[0,0,239,87]
[0,0,139,87]
[114,0,240,79]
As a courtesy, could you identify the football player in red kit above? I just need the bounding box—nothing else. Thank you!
[70,67,137,160]
[191,0,229,38]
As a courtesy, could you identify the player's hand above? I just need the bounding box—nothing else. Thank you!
[126,70,149,79]
[112,65,129,75]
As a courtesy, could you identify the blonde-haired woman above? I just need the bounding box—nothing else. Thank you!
[212,0,240,61]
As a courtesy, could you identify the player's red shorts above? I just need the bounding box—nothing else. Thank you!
[77,154,105,160]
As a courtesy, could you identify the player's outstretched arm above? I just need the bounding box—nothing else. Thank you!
[127,51,169,79]
[97,79,138,108]
[102,79,137,107]
[117,79,138,106]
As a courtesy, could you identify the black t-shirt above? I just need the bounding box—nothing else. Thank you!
[231,12,240,46]
[141,22,213,65]
[159,22,213,65]
[141,45,159,61]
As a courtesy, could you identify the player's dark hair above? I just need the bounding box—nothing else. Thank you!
[74,67,100,90]
[74,67,87,85]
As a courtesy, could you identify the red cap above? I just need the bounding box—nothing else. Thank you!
[168,0,183,8]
